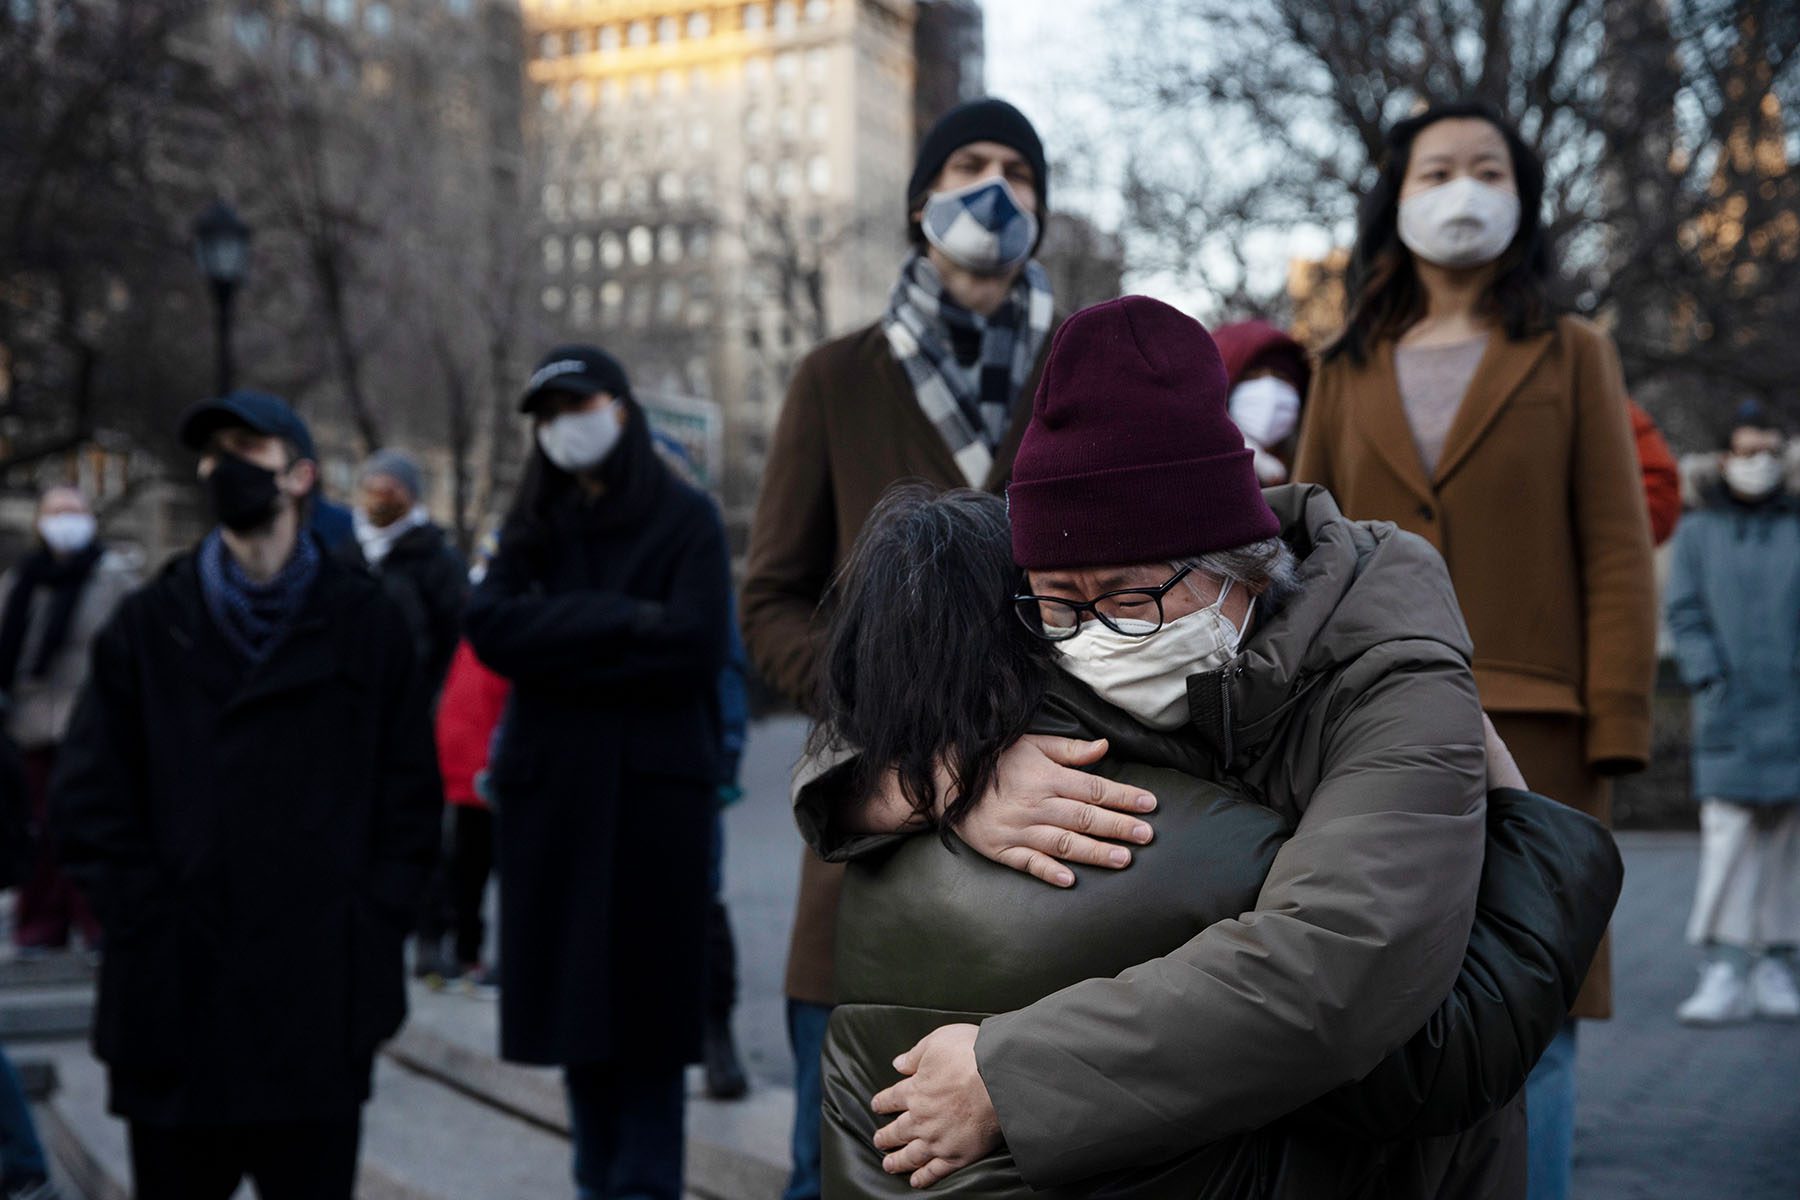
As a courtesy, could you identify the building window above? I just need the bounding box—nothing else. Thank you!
[540,85,561,111]
[292,33,322,73]
[542,184,565,220]
[599,24,619,51]
[776,160,799,196]
[325,0,352,22]
[445,0,471,16]
[658,172,683,204]
[659,280,683,322]
[542,286,566,313]
[687,11,710,38]
[628,287,650,328]
[627,19,649,45]
[567,28,588,54]
[805,48,827,83]
[629,225,654,265]
[659,68,681,97]
[658,14,677,42]
[572,236,594,270]
[743,3,765,32]
[570,80,592,109]
[804,0,827,21]
[659,226,683,262]
[232,11,271,50]
[599,178,622,211]
[690,174,713,204]
[778,107,798,139]
[745,57,768,87]
[689,227,712,259]
[775,51,798,81]
[627,176,651,208]
[538,31,559,57]
[572,286,593,323]
[773,1,796,33]
[630,74,651,99]
[603,78,624,105]
[744,162,768,193]
[689,66,709,93]
[601,281,624,325]
[745,107,766,138]
[600,233,624,269]
[689,120,711,151]
[543,236,565,272]
[807,102,828,139]
[807,155,830,194]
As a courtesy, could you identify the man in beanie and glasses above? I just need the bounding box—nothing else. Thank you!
[797,298,1537,1194]
[741,96,1079,1200]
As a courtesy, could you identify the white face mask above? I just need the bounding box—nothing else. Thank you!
[920,175,1039,275]
[1229,377,1302,448]
[38,512,97,556]
[1053,578,1253,731]
[1397,177,1521,270]
[537,403,623,474]
[1723,451,1784,499]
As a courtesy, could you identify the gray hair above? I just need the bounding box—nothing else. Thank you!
[1176,537,1302,610]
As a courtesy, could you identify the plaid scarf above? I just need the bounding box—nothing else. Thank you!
[198,528,321,664]
[882,252,1055,488]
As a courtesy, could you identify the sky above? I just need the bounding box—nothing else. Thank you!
[975,0,1341,316]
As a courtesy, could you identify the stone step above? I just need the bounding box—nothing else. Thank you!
[382,1020,793,1200]
[0,985,93,1042]
[33,1028,779,1200]
[0,952,98,990]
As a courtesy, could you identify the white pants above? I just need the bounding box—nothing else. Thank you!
[1687,800,1800,949]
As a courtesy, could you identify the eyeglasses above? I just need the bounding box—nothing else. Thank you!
[1013,565,1196,642]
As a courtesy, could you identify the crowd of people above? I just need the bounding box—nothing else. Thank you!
[0,93,1791,1200]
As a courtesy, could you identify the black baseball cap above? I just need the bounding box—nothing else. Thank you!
[519,345,631,414]
[177,390,317,462]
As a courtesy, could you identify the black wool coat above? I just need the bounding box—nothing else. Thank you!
[50,545,442,1125]
[338,521,469,696]
[466,421,730,1070]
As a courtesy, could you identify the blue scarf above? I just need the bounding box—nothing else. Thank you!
[198,529,321,664]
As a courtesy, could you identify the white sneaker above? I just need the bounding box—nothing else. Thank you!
[1749,957,1800,1021]
[1677,960,1753,1025]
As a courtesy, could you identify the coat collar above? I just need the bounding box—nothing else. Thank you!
[1428,327,1555,485]
[1358,327,1556,498]
[161,548,364,711]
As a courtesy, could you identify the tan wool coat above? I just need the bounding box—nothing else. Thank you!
[741,319,1054,1005]
[1295,314,1658,1018]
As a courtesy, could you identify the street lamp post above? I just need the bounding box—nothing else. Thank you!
[191,201,252,396]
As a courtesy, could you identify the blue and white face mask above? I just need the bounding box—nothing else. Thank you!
[920,175,1039,275]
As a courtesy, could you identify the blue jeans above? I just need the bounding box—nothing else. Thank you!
[1525,1018,1578,1200]
[784,999,834,1200]
[0,1045,48,1186]
[564,1064,685,1200]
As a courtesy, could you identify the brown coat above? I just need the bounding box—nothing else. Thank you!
[741,319,1053,1004]
[1295,314,1657,1018]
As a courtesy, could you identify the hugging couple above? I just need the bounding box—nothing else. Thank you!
[794,296,1620,1199]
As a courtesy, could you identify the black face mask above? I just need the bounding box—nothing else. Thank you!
[205,452,284,533]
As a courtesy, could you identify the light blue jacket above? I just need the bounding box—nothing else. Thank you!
[1664,454,1800,805]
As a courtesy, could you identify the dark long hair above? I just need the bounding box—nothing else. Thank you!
[1324,101,1555,366]
[499,391,667,572]
[809,484,1051,833]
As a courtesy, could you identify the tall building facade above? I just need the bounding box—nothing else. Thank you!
[522,0,920,515]
[912,0,982,138]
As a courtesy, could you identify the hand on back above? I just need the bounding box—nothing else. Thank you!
[949,734,1157,887]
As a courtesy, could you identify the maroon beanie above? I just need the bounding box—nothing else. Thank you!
[1008,296,1281,570]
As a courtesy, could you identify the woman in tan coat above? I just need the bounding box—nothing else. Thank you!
[1294,101,1656,1200]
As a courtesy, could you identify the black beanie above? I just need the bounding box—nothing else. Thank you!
[907,97,1049,218]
